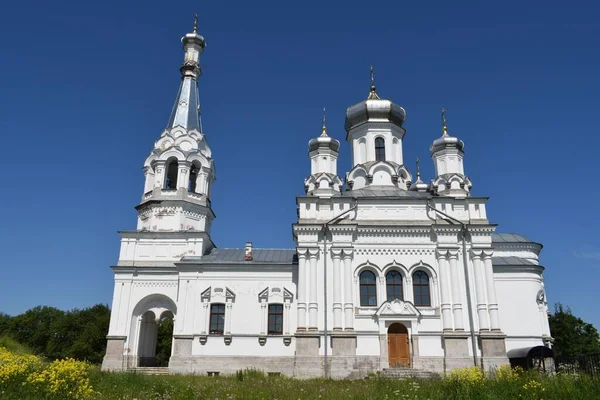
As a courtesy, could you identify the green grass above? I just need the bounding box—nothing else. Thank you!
[0,335,33,355]
[84,369,600,400]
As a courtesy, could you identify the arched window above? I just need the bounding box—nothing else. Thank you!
[209,303,225,335]
[375,137,386,161]
[189,164,199,192]
[164,159,178,190]
[412,271,431,307]
[360,271,377,306]
[386,270,403,301]
[268,304,283,335]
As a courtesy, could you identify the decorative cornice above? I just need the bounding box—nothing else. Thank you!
[355,248,435,256]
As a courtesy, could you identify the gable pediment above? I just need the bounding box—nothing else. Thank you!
[375,299,421,318]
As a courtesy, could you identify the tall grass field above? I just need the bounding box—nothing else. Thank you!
[1,343,598,399]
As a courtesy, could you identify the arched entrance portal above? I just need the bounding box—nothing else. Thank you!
[132,294,177,368]
[388,323,410,367]
[138,310,174,367]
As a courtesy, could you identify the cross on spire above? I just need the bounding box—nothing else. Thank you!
[368,65,380,100]
[416,157,421,180]
[321,107,328,137]
[441,108,449,136]
[193,13,198,33]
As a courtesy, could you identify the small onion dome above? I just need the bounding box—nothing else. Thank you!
[430,134,464,154]
[182,32,206,48]
[344,90,406,132]
[308,129,340,152]
[409,159,429,192]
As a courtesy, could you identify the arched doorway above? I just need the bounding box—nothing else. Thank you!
[132,294,177,368]
[388,323,410,367]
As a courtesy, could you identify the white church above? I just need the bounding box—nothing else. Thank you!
[101,21,552,377]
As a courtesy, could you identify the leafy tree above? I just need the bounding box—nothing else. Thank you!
[8,306,65,356]
[0,312,10,335]
[549,303,600,356]
[155,317,174,367]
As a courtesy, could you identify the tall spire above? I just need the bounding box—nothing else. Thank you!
[321,107,328,137]
[416,157,422,181]
[166,15,206,132]
[367,65,380,100]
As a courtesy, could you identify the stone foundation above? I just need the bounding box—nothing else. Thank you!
[330,334,357,378]
[479,332,509,370]
[443,332,475,371]
[101,336,127,371]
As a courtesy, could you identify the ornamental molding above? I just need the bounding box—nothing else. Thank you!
[375,299,421,318]
[355,248,435,256]
[133,282,177,288]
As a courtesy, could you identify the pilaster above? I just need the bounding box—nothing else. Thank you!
[448,249,464,330]
[436,249,452,330]
[331,248,343,330]
[308,248,319,330]
[342,248,354,330]
[471,249,489,331]
[483,250,501,330]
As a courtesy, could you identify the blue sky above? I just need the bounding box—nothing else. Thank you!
[1,1,598,329]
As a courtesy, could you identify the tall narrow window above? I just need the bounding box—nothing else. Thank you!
[386,270,403,301]
[209,304,225,334]
[189,164,199,192]
[165,159,178,190]
[268,304,283,335]
[360,271,377,306]
[375,137,386,161]
[412,271,431,307]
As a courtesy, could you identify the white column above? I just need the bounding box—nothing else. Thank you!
[284,300,291,335]
[343,248,354,330]
[260,300,267,335]
[154,162,166,189]
[308,248,319,330]
[332,249,343,330]
[143,166,154,193]
[448,250,464,330]
[483,250,501,330]
[436,249,453,331]
[202,300,209,334]
[296,249,308,331]
[225,300,233,335]
[177,163,190,190]
[197,172,206,195]
[471,250,489,331]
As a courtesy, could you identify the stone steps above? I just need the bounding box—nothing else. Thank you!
[128,367,170,375]
[381,368,438,379]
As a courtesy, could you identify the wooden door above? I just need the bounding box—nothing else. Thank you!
[388,333,410,367]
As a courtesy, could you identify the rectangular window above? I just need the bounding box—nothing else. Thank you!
[360,284,377,306]
[413,286,431,307]
[209,304,225,334]
[268,304,283,335]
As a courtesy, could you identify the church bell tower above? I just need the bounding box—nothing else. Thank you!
[133,15,215,255]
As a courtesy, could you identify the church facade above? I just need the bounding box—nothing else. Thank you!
[101,23,552,377]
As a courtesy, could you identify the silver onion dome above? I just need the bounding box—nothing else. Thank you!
[344,70,406,132]
[309,109,340,152]
[430,108,464,153]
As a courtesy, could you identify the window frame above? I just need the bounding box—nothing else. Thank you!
[267,304,284,335]
[375,137,386,162]
[412,271,431,307]
[359,270,378,307]
[209,303,226,335]
[385,270,404,301]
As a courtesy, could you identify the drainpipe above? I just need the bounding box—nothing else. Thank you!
[322,203,358,378]
[426,201,478,368]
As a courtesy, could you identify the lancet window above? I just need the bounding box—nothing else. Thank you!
[360,271,378,306]
[375,137,386,161]
[412,271,431,307]
[386,270,403,301]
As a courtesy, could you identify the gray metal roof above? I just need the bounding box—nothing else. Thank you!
[492,256,536,266]
[166,76,201,131]
[184,248,297,264]
[342,186,429,198]
[491,233,534,244]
